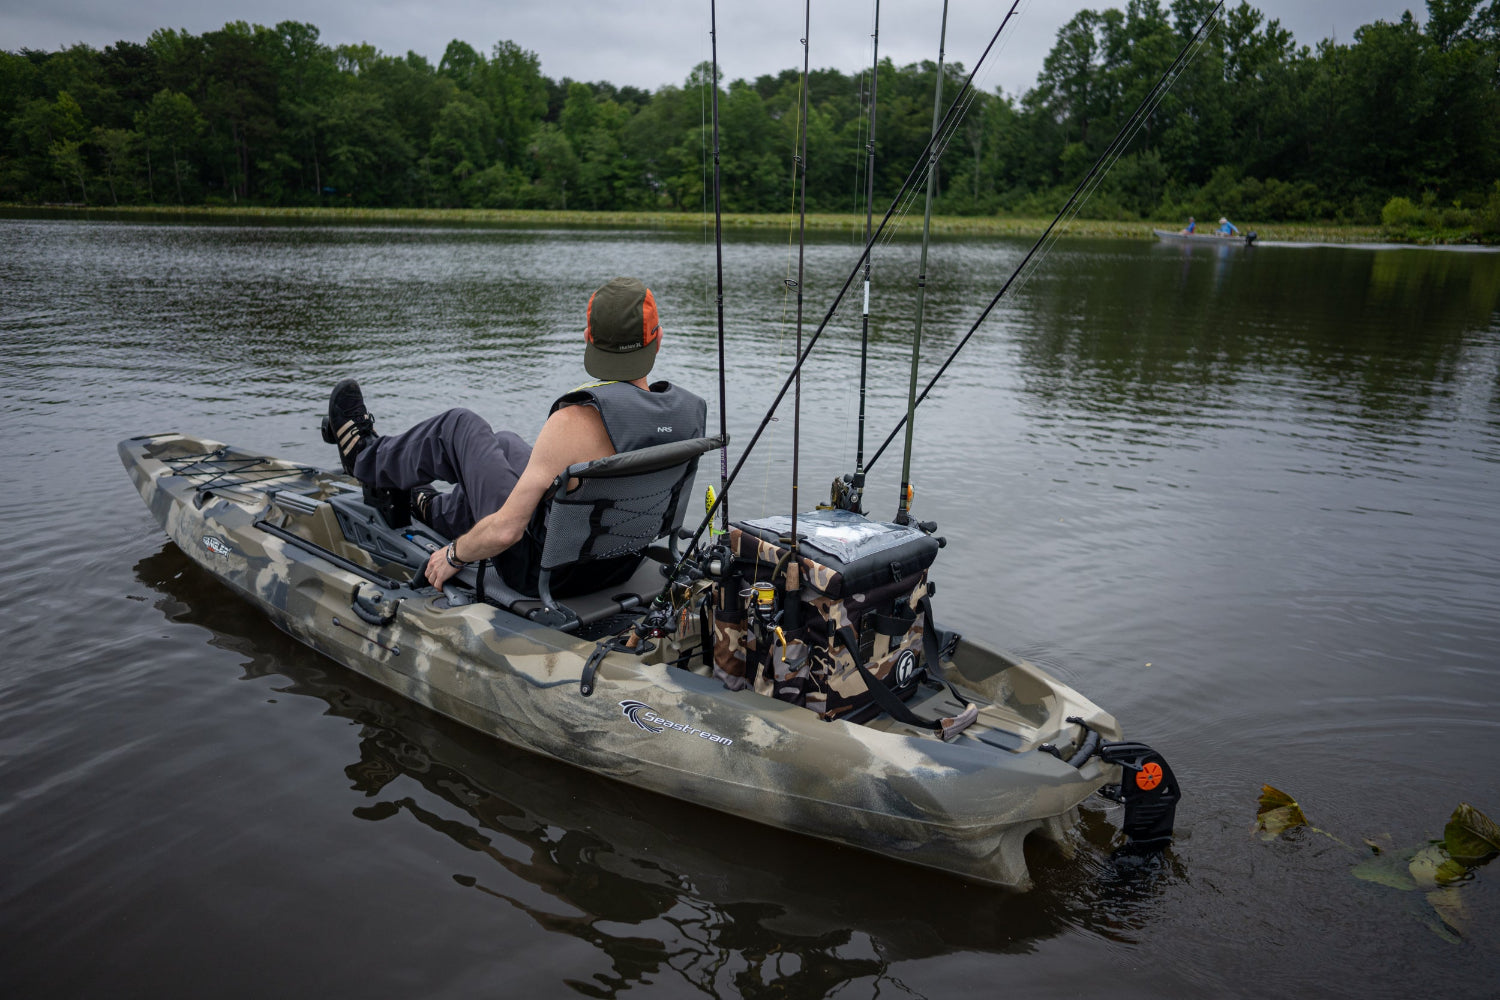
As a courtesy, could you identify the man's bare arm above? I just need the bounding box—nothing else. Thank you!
[424,404,613,587]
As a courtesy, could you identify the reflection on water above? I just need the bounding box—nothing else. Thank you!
[2,218,1498,997]
[1019,241,1497,434]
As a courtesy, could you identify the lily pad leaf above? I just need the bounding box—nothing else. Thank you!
[1436,857,1469,885]
[1352,853,1418,891]
[1409,845,1452,889]
[1443,803,1500,866]
[1255,784,1308,840]
[1426,887,1467,942]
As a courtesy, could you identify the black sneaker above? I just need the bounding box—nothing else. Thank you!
[411,486,439,527]
[320,378,377,475]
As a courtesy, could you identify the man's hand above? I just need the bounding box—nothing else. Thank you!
[417,402,615,594]
[425,545,462,590]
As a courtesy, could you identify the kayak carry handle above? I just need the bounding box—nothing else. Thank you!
[352,585,398,627]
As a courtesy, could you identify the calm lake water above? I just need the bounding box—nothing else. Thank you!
[2,216,1498,998]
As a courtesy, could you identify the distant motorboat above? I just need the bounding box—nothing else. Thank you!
[1153,227,1258,246]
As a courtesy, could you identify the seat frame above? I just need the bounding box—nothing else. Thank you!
[504,434,726,631]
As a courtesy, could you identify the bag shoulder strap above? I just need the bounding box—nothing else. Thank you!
[834,622,976,741]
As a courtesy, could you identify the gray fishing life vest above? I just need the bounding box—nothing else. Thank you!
[549,379,707,451]
[500,380,708,598]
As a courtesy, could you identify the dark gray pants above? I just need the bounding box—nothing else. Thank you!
[351,407,532,540]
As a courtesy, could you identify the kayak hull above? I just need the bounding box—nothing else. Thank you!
[122,432,1126,889]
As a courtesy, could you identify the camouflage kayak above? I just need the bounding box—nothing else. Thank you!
[121,431,1176,889]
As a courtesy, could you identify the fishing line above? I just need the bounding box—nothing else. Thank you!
[710,0,729,532]
[835,0,883,508]
[896,0,951,523]
[698,29,711,308]
[875,14,1006,255]
[790,0,813,559]
[1013,19,1219,294]
[762,33,810,516]
[865,0,1227,474]
[659,0,1027,591]
[848,0,879,230]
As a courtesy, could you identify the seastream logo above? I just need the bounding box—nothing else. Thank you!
[619,700,734,746]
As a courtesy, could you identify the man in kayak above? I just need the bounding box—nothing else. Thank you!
[1218,216,1240,236]
[322,275,707,594]
[1181,216,1196,234]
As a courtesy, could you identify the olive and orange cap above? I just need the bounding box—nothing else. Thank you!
[584,276,661,381]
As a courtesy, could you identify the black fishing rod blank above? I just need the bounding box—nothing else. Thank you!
[660,0,1026,594]
[867,0,1227,474]
[785,0,813,630]
[895,0,949,526]
[710,0,729,534]
[843,0,881,516]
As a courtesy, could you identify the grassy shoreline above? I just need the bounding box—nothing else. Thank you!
[0,202,1430,244]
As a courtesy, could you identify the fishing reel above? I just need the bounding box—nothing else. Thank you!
[891,483,942,539]
[822,473,864,514]
[744,579,799,668]
[633,600,675,640]
[746,580,781,637]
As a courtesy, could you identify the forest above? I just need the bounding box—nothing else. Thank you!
[2,0,1498,231]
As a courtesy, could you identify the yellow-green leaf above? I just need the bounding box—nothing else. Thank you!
[1435,857,1469,885]
[1352,853,1418,891]
[1442,803,1500,866]
[1409,845,1450,889]
[1426,887,1467,941]
[1255,784,1308,840]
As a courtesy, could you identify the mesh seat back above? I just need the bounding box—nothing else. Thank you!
[535,435,724,574]
[539,461,696,570]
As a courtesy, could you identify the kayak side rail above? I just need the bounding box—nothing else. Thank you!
[267,488,323,516]
[254,519,408,591]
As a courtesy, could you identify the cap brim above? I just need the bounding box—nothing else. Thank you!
[584,339,658,381]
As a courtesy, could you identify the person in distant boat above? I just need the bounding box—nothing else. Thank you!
[1218,216,1240,236]
[321,276,707,594]
[1181,216,1196,234]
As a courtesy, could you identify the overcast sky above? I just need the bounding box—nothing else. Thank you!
[3,0,1425,97]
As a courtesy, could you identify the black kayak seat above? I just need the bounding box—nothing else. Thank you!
[529,433,726,630]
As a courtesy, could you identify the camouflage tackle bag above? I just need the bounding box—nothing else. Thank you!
[711,509,948,721]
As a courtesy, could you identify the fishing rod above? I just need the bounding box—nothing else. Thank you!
[843,0,881,516]
[785,0,813,628]
[660,0,1025,591]
[866,0,1226,473]
[710,0,729,534]
[895,0,949,526]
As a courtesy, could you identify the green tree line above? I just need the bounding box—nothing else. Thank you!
[2,0,1497,228]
